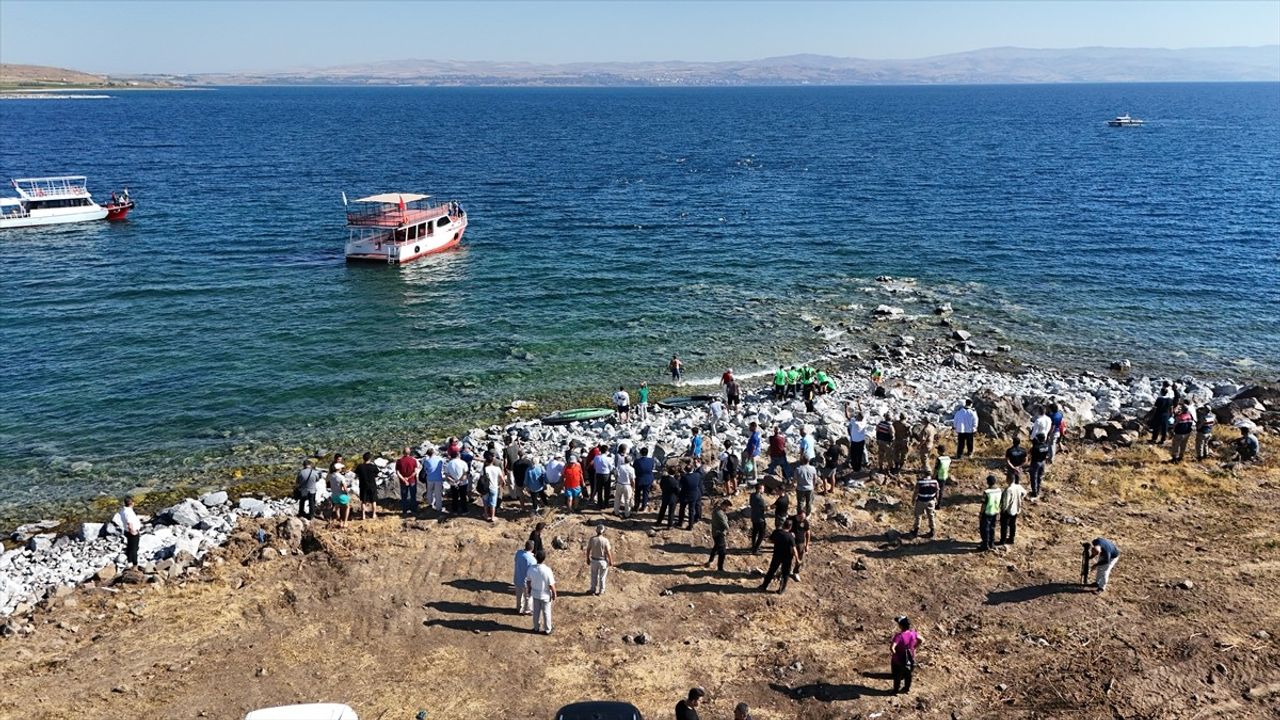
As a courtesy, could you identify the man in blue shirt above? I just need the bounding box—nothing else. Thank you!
[513,540,536,614]
[523,460,546,513]
[744,422,762,484]
[1088,537,1120,593]
[420,447,446,514]
[633,447,657,512]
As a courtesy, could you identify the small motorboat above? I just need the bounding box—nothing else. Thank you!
[1107,114,1144,127]
[541,407,616,426]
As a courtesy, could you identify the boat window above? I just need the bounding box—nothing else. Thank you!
[395,229,407,242]
[408,225,418,240]
[437,217,449,228]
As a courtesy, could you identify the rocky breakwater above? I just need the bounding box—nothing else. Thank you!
[0,491,297,623]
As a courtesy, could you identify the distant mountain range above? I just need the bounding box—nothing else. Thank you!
[6,46,1279,89]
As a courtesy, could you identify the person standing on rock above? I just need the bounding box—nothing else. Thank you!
[720,367,735,397]
[794,455,817,516]
[911,472,939,538]
[634,446,657,512]
[514,540,536,615]
[395,447,420,517]
[355,452,380,521]
[444,451,471,515]
[587,523,613,595]
[759,518,799,594]
[708,397,726,426]
[749,482,768,553]
[787,365,801,399]
[613,385,631,424]
[1048,403,1066,461]
[1196,410,1216,460]
[874,415,895,473]
[914,417,937,473]
[767,426,791,480]
[799,425,817,467]
[773,366,787,399]
[481,455,503,523]
[295,459,322,520]
[657,460,681,527]
[614,449,636,518]
[744,421,762,484]
[525,549,557,634]
[1087,537,1120,593]
[821,442,841,493]
[561,455,584,513]
[1170,403,1195,462]
[637,381,650,422]
[118,496,142,567]
[591,443,614,509]
[544,450,565,495]
[719,439,741,496]
[953,400,978,459]
[726,376,741,412]
[1028,433,1050,497]
[933,445,952,505]
[845,405,869,474]
[669,354,684,383]
[892,414,911,473]
[999,472,1027,545]
[890,615,921,695]
[704,499,731,573]
[328,461,351,528]
[690,426,705,459]
[979,474,1001,551]
[1148,382,1175,444]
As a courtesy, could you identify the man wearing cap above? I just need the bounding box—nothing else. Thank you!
[704,499,732,572]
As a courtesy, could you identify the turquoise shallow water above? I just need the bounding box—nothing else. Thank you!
[1,83,1278,514]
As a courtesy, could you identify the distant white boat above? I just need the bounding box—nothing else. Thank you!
[1107,114,1144,127]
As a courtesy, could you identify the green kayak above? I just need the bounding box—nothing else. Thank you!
[656,394,717,410]
[541,407,616,426]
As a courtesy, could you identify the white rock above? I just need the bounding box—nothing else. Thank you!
[198,491,228,507]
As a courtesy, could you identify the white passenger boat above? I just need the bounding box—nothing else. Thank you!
[344,192,467,264]
[0,176,134,229]
[1107,114,1144,127]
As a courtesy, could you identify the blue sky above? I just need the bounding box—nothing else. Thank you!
[2,0,1278,74]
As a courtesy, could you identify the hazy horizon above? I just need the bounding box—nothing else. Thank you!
[2,0,1278,75]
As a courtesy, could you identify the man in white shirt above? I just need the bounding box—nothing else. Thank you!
[444,454,471,515]
[1030,407,1052,442]
[613,452,636,517]
[953,400,979,458]
[845,404,869,473]
[613,386,631,424]
[544,453,565,489]
[708,398,726,425]
[525,550,557,634]
[118,496,142,567]
[1000,473,1028,545]
[592,450,615,509]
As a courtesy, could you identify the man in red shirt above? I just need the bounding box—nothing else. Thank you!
[395,447,419,516]
[767,427,791,480]
[562,455,584,513]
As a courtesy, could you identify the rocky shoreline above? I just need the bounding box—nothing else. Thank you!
[3,281,1275,623]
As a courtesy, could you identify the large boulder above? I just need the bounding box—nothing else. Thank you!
[970,390,1026,438]
[1234,385,1280,407]
[77,522,105,541]
[199,491,228,507]
[162,499,209,527]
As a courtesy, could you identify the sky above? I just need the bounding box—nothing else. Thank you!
[2,0,1278,74]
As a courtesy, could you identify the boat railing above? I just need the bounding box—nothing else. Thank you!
[2,206,32,219]
[345,201,462,228]
[12,176,91,199]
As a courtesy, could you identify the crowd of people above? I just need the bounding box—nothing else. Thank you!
[272,361,1265,709]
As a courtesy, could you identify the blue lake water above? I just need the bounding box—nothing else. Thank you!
[1,83,1278,514]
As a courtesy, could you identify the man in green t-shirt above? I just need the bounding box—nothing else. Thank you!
[786,366,800,398]
[773,367,787,399]
[637,382,650,422]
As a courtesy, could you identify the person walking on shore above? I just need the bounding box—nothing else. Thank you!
[587,524,613,595]
[657,461,680,527]
[634,446,657,512]
[1148,382,1175,444]
[1048,403,1066,461]
[726,376,741,412]
[759,518,799,594]
[561,454,584,513]
[749,482,768,553]
[704,499,731,573]
[395,447,420,517]
[767,426,791,480]
[1196,410,1216,460]
[874,415,895,473]
[890,615,921,695]
[613,385,631,424]
[911,472,939,538]
[689,426,704,459]
[789,509,811,581]
[845,405,868,474]
[1087,537,1120,593]
[328,461,351,528]
[720,439,740,496]
[1028,433,1050,497]
[481,455,503,522]
[794,456,817,516]
[979,474,1001,551]
[744,422,762,484]
[892,414,911,473]
[118,496,141,568]
[613,449,636,518]
[525,550,556,634]
[295,459,322,520]
[668,354,684,383]
[821,442,841,493]
[678,460,704,529]
[444,451,471,515]
[1030,406,1052,444]
[355,452,380,521]
[914,417,937,472]
[953,400,978,458]
[636,382,650,422]
[933,445,952,505]
[999,472,1027,545]
[514,540,536,615]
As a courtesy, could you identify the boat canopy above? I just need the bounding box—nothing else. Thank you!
[355,192,430,204]
[11,176,91,200]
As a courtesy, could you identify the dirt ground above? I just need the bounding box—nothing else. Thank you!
[2,439,1278,720]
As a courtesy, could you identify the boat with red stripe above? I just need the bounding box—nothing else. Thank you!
[343,192,467,264]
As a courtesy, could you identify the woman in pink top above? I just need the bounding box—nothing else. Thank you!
[890,615,922,695]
